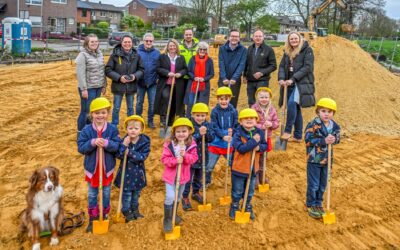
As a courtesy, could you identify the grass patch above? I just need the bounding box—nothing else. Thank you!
[356,39,400,67]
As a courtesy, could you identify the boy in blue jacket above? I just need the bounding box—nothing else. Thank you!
[77,97,120,233]
[206,87,238,186]
[114,115,151,222]
[304,98,340,219]
[182,103,215,210]
[230,108,267,220]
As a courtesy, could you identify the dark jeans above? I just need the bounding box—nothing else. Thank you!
[160,85,176,126]
[77,87,102,131]
[185,90,210,118]
[306,162,328,207]
[206,152,230,185]
[218,79,241,108]
[246,80,269,107]
[231,173,256,204]
[88,184,111,210]
[136,84,157,124]
[182,167,202,198]
[122,189,141,212]
[285,86,303,140]
[112,93,134,126]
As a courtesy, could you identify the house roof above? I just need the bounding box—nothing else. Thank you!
[126,0,162,9]
[77,1,124,12]
[275,16,305,27]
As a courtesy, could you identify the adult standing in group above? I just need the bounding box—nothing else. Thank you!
[244,29,277,107]
[136,33,160,129]
[218,29,247,108]
[154,39,187,130]
[179,28,199,94]
[278,31,315,142]
[184,41,214,117]
[106,35,144,127]
[76,34,106,136]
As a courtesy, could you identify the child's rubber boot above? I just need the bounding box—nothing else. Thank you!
[182,197,193,211]
[174,202,182,225]
[229,202,239,220]
[123,209,136,222]
[86,216,98,233]
[245,204,256,221]
[191,192,204,204]
[132,205,144,219]
[163,204,173,233]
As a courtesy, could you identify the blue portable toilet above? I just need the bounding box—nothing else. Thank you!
[1,17,31,54]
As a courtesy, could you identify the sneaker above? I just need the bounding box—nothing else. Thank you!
[316,206,325,215]
[288,137,302,143]
[280,133,291,140]
[308,206,322,219]
[191,193,204,204]
[148,121,155,129]
[229,202,239,219]
[122,210,136,222]
[181,198,193,211]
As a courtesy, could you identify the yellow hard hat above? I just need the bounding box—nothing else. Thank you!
[90,97,111,113]
[255,87,273,99]
[172,117,194,133]
[124,115,145,130]
[216,87,233,97]
[238,108,259,121]
[191,103,209,114]
[316,98,337,112]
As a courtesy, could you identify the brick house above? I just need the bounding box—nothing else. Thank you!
[77,0,125,31]
[275,16,305,34]
[0,0,77,36]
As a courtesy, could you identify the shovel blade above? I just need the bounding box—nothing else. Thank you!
[198,203,212,212]
[159,127,172,139]
[219,196,232,206]
[322,211,336,225]
[258,184,270,193]
[93,219,109,234]
[274,136,287,151]
[235,211,250,224]
[165,226,181,240]
[111,213,126,223]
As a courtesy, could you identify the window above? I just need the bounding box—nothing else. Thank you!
[55,18,66,32]
[30,16,42,27]
[51,0,67,3]
[100,11,106,17]
[91,11,96,17]
[68,18,74,25]
[82,10,87,17]
[25,0,42,5]
[132,2,137,9]
[19,10,29,19]
[147,9,152,17]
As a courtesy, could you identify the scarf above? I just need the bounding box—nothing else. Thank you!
[191,54,208,93]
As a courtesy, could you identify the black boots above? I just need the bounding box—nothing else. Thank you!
[86,216,98,233]
[163,204,173,233]
[229,202,239,219]
[123,210,136,222]
[245,203,255,221]
[132,206,144,219]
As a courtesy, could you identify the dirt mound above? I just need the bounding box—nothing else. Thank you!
[269,35,400,136]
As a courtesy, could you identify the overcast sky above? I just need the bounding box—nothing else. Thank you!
[98,0,400,20]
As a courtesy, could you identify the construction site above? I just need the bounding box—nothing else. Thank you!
[0,35,399,249]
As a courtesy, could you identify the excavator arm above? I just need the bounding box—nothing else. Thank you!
[308,0,349,31]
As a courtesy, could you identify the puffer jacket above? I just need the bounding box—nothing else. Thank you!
[209,103,238,149]
[278,41,315,108]
[191,120,215,168]
[305,117,340,165]
[137,44,160,87]
[251,103,279,138]
[105,44,144,95]
[75,47,106,90]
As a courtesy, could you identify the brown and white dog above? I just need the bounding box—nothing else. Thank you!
[20,166,64,250]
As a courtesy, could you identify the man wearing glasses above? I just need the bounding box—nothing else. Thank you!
[136,32,160,129]
[218,29,247,108]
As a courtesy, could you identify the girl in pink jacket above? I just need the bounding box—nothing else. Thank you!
[161,118,198,233]
[251,87,279,186]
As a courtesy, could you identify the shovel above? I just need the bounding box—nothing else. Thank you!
[93,147,110,234]
[198,135,212,212]
[159,77,175,139]
[259,105,271,193]
[274,85,288,151]
[235,150,256,224]
[219,141,232,206]
[112,148,128,223]
[165,141,184,240]
[323,144,336,225]
[193,79,200,107]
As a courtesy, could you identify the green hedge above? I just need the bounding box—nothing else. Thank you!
[82,27,108,39]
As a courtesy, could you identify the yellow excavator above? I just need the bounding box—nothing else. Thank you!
[212,26,229,48]
[302,0,354,40]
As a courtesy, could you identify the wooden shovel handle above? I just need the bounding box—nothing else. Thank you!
[241,150,256,213]
[98,147,104,221]
[326,144,332,211]
[202,135,206,205]
[116,149,129,216]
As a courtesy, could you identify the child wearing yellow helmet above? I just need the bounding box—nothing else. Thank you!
[304,98,340,219]
[206,87,238,186]
[251,87,279,187]
[77,97,120,233]
[161,118,198,233]
[114,115,150,222]
[230,108,268,220]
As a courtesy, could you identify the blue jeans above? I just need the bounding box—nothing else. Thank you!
[122,189,141,212]
[136,84,157,123]
[285,86,303,140]
[165,183,185,205]
[306,163,328,207]
[231,173,256,204]
[87,184,111,209]
[206,152,230,185]
[77,87,102,131]
[112,93,134,126]
[183,167,202,198]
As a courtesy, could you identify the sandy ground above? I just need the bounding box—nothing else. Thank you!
[0,36,399,249]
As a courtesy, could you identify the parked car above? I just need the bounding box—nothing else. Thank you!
[108,31,139,46]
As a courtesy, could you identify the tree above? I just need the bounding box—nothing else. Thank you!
[255,15,280,33]
[120,15,144,31]
[96,21,109,30]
